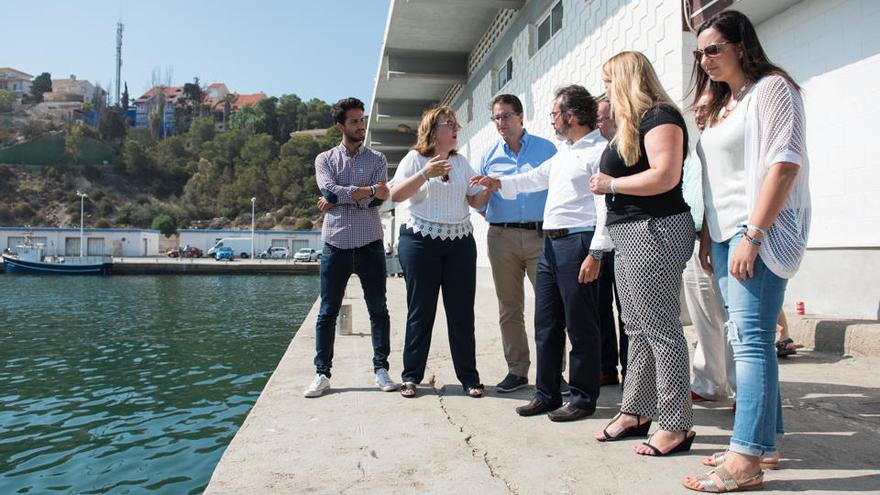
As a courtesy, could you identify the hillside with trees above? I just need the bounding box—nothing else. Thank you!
[0,91,343,234]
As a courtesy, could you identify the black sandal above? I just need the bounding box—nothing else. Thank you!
[400,382,417,398]
[638,430,696,456]
[776,338,797,357]
[465,384,485,398]
[597,412,652,442]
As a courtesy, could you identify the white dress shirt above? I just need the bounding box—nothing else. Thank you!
[499,128,612,251]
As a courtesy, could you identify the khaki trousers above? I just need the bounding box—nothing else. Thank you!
[487,225,544,377]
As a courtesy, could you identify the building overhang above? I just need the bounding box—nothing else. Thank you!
[367,0,526,166]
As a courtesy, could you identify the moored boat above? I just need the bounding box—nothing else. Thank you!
[1,242,112,275]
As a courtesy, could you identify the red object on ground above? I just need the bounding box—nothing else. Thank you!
[796,301,805,315]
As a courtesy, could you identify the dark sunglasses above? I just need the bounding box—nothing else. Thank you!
[693,41,733,61]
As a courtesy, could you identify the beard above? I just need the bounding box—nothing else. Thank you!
[345,129,365,144]
[554,120,570,141]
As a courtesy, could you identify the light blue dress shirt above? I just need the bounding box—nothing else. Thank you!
[682,142,705,232]
[479,129,557,223]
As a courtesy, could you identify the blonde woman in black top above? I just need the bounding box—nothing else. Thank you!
[589,51,697,456]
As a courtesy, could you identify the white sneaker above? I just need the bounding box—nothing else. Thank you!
[375,368,397,392]
[303,374,331,398]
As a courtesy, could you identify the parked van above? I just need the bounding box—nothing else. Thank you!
[206,238,253,259]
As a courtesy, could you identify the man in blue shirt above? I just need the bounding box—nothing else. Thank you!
[479,94,557,393]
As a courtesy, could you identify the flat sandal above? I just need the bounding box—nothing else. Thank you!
[703,451,780,470]
[684,465,764,493]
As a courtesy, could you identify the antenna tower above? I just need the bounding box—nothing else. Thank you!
[115,22,124,106]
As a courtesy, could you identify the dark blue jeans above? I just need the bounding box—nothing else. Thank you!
[598,252,628,376]
[397,226,480,389]
[534,232,601,410]
[314,239,390,378]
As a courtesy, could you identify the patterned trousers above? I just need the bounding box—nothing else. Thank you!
[608,212,696,431]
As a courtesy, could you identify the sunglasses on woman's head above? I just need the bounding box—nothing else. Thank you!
[693,41,734,61]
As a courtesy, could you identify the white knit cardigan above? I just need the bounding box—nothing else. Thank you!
[742,74,811,279]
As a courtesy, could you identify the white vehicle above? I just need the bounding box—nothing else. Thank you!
[206,238,253,259]
[260,247,289,259]
[293,248,321,262]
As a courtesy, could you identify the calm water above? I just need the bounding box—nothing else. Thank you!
[0,274,319,494]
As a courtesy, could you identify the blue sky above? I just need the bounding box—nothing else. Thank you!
[2,0,391,109]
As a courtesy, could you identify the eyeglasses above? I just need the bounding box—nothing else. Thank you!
[549,110,563,119]
[489,112,520,123]
[693,41,733,61]
[435,121,461,130]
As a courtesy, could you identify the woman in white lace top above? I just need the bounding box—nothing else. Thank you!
[389,106,491,398]
[684,10,810,493]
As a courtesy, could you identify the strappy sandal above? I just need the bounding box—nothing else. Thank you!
[400,382,417,398]
[776,338,797,357]
[703,451,780,470]
[597,412,652,442]
[684,465,764,492]
[465,384,485,398]
[637,430,696,456]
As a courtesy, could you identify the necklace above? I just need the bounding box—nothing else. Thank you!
[719,80,751,122]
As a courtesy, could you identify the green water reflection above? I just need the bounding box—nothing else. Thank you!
[0,274,319,494]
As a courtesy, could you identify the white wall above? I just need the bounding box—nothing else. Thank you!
[452,0,687,266]
[755,0,880,249]
[754,0,880,318]
[1,229,161,257]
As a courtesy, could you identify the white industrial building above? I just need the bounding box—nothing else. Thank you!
[367,0,879,319]
[0,227,161,257]
[177,229,322,254]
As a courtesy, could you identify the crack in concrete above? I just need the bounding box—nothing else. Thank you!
[428,372,520,495]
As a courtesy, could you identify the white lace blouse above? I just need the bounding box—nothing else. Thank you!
[705,74,811,279]
[389,150,483,240]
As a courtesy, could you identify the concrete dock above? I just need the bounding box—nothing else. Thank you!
[110,257,319,275]
[206,270,880,494]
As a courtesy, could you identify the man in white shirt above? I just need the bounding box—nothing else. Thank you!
[472,85,612,421]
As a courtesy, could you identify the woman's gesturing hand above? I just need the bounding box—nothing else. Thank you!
[422,155,452,179]
[468,175,501,192]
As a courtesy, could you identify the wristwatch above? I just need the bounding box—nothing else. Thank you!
[589,250,604,261]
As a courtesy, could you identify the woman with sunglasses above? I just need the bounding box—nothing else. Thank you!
[389,106,491,398]
[589,51,696,456]
[684,10,810,493]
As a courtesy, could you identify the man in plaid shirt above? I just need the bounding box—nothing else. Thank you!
[304,97,396,398]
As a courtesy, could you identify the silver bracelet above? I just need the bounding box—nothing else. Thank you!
[609,179,616,195]
[746,224,766,236]
[419,168,429,181]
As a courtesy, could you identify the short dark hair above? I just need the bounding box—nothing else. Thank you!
[554,85,597,129]
[332,97,365,125]
[489,94,523,115]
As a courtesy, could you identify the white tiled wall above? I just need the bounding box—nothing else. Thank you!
[754,0,880,318]
[455,0,687,266]
[756,0,880,249]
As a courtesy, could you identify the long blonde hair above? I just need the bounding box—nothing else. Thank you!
[413,106,458,157]
[602,51,678,166]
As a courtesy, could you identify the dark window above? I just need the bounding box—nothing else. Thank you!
[537,1,563,50]
[496,57,513,90]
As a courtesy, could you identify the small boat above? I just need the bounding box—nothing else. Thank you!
[1,240,112,275]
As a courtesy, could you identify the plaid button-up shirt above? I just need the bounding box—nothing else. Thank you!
[315,144,387,249]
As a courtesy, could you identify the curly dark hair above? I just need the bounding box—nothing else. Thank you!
[554,85,597,129]
[332,97,365,125]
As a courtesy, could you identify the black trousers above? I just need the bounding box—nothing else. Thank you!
[397,226,480,389]
[533,232,601,410]
[598,253,628,377]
